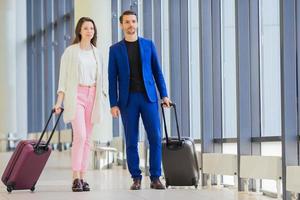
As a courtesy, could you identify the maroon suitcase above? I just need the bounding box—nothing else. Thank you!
[1,109,63,193]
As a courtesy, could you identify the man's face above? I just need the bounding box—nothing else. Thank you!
[120,14,138,36]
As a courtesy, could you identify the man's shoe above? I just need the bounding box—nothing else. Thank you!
[81,179,90,192]
[72,178,83,192]
[150,179,165,190]
[130,179,141,190]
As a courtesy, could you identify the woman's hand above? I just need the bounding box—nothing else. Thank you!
[53,104,62,115]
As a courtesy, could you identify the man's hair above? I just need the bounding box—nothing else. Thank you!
[119,10,138,24]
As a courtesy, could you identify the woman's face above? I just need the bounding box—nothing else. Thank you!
[80,21,95,41]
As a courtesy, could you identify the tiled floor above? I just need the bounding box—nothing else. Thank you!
[0,151,273,200]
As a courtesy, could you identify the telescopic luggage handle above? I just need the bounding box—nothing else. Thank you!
[34,108,64,150]
[160,102,181,144]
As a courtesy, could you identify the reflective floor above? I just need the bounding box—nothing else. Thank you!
[0,151,272,200]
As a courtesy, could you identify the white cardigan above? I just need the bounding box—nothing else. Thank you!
[57,43,108,124]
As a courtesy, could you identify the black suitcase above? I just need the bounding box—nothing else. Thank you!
[161,103,199,188]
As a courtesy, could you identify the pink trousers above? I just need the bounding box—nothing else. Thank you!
[71,86,96,172]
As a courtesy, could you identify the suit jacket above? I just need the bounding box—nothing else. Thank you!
[108,37,168,109]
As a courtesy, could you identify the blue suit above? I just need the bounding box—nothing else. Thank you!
[108,37,168,180]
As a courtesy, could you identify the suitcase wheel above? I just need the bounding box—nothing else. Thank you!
[192,178,198,189]
[7,186,13,193]
[165,179,169,188]
[30,186,35,192]
[30,183,36,192]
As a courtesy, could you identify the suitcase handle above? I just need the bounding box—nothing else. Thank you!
[160,102,181,144]
[34,108,64,150]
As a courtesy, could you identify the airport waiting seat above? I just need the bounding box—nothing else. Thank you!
[240,155,282,198]
[286,166,300,200]
[202,153,238,187]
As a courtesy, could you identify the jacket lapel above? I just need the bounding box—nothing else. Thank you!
[120,40,130,76]
[138,37,145,67]
[138,38,145,77]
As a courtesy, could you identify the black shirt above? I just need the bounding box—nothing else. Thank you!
[125,40,146,92]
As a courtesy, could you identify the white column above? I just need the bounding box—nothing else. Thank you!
[75,0,113,143]
[0,0,17,139]
[16,0,27,140]
[161,0,171,132]
[0,0,27,148]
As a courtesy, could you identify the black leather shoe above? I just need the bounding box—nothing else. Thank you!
[81,179,90,192]
[130,179,141,190]
[72,178,83,192]
[150,179,165,190]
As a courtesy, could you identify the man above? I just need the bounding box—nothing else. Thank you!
[108,10,171,190]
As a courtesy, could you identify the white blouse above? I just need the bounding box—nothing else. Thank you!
[78,49,97,85]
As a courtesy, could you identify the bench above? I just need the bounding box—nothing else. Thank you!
[202,153,238,187]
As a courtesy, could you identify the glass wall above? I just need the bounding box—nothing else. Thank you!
[258,0,281,193]
[27,0,74,132]
[221,0,237,140]
[189,0,201,139]
[259,0,281,137]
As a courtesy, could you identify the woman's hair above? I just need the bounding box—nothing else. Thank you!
[72,17,97,47]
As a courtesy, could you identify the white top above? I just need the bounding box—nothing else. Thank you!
[57,43,108,124]
[78,49,97,85]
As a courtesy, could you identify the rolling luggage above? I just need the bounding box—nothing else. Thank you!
[1,109,63,193]
[161,103,199,188]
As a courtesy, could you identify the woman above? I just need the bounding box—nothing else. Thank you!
[54,17,106,192]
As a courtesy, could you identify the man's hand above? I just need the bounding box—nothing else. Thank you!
[111,106,120,118]
[162,97,172,108]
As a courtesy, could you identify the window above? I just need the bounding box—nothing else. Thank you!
[189,0,200,139]
[259,0,281,137]
[27,0,74,132]
[221,0,237,139]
